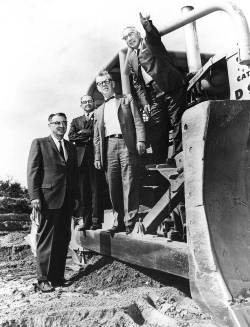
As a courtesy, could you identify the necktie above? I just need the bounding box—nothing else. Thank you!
[136,48,143,77]
[137,49,141,64]
[59,140,65,161]
[105,95,115,103]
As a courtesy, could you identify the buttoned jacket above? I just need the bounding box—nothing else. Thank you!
[68,114,94,167]
[127,21,185,107]
[27,135,79,209]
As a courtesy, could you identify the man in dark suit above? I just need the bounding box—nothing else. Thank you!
[94,70,146,234]
[123,13,186,164]
[27,113,79,292]
[68,95,104,230]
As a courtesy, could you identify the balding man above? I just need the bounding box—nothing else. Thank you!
[123,13,186,164]
[68,95,104,230]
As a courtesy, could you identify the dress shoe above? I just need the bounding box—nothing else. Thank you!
[165,158,177,168]
[167,228,182,241]
[90,223,102,230]
[177,166,184,174]
[125,225,135,235]
[76,223,91,231]
[36,281,55,293]
[51,279,72,287]
[106,226,125,234]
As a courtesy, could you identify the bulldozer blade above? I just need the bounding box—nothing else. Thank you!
[72,228,189,279]
[183,100,250,327]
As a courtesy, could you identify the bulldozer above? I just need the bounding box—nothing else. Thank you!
[70,2,250,326]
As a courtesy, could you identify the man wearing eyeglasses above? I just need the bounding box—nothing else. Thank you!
[68,95,104,231]
[122,13,186,165]
[94,70,146,235]
[27,113,79,292]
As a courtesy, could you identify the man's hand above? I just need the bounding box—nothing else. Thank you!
[74,199,79,211]
[31,199,41,211]
[77,129,92,135]
[94,160,101,169]
[137,141,146,155]
[139,12,150,24]
[143,104,151,117]
[139,12,151,31]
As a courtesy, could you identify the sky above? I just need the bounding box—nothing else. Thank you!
[0,0,250,186]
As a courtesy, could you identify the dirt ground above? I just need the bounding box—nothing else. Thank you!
[0,231,217,327]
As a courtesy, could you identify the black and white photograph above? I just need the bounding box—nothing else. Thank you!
[1,0,250,326]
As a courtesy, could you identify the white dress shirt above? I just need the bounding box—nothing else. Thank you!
[51,135,68,161]
[103,97,122,137]
[83,110,94,120]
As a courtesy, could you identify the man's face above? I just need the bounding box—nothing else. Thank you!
[123,28,141,49]
[49,114,67,139]
[96,74,115,99]
[80,95,94,113]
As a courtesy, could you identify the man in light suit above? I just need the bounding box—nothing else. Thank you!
[27,113,79,292]
[68,95,104,230]
[94,70,146,234]
[123,13,186,164]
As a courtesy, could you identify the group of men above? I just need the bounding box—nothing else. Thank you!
[27,14,186,292]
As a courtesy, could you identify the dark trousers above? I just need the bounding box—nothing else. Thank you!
[146,122,169,164]
[145,82,170,163]
[75,153,104,226]
[145,81,186,159]
[105,138,139,228]
[166,87,186,157]
[36,197,72,282]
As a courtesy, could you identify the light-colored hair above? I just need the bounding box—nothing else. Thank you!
[122,26,141,39]
[96,70,112,82]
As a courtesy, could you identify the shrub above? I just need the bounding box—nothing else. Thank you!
[0,178,29,199]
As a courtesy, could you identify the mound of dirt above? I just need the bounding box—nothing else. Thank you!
[0,232,216,327]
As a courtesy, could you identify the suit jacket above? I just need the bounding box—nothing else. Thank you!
[27,136,79,210]
[94,94,145,168]
[127,21,185,107]
[68,115,94,167]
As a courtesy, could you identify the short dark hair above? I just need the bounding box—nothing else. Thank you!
[48,112,67,122]
[122,26,141,40]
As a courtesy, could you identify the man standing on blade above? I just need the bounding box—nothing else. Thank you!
[68,95,104,231]
[27,113,79,292]
[123,13,186,165]
[94,70,146,235]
